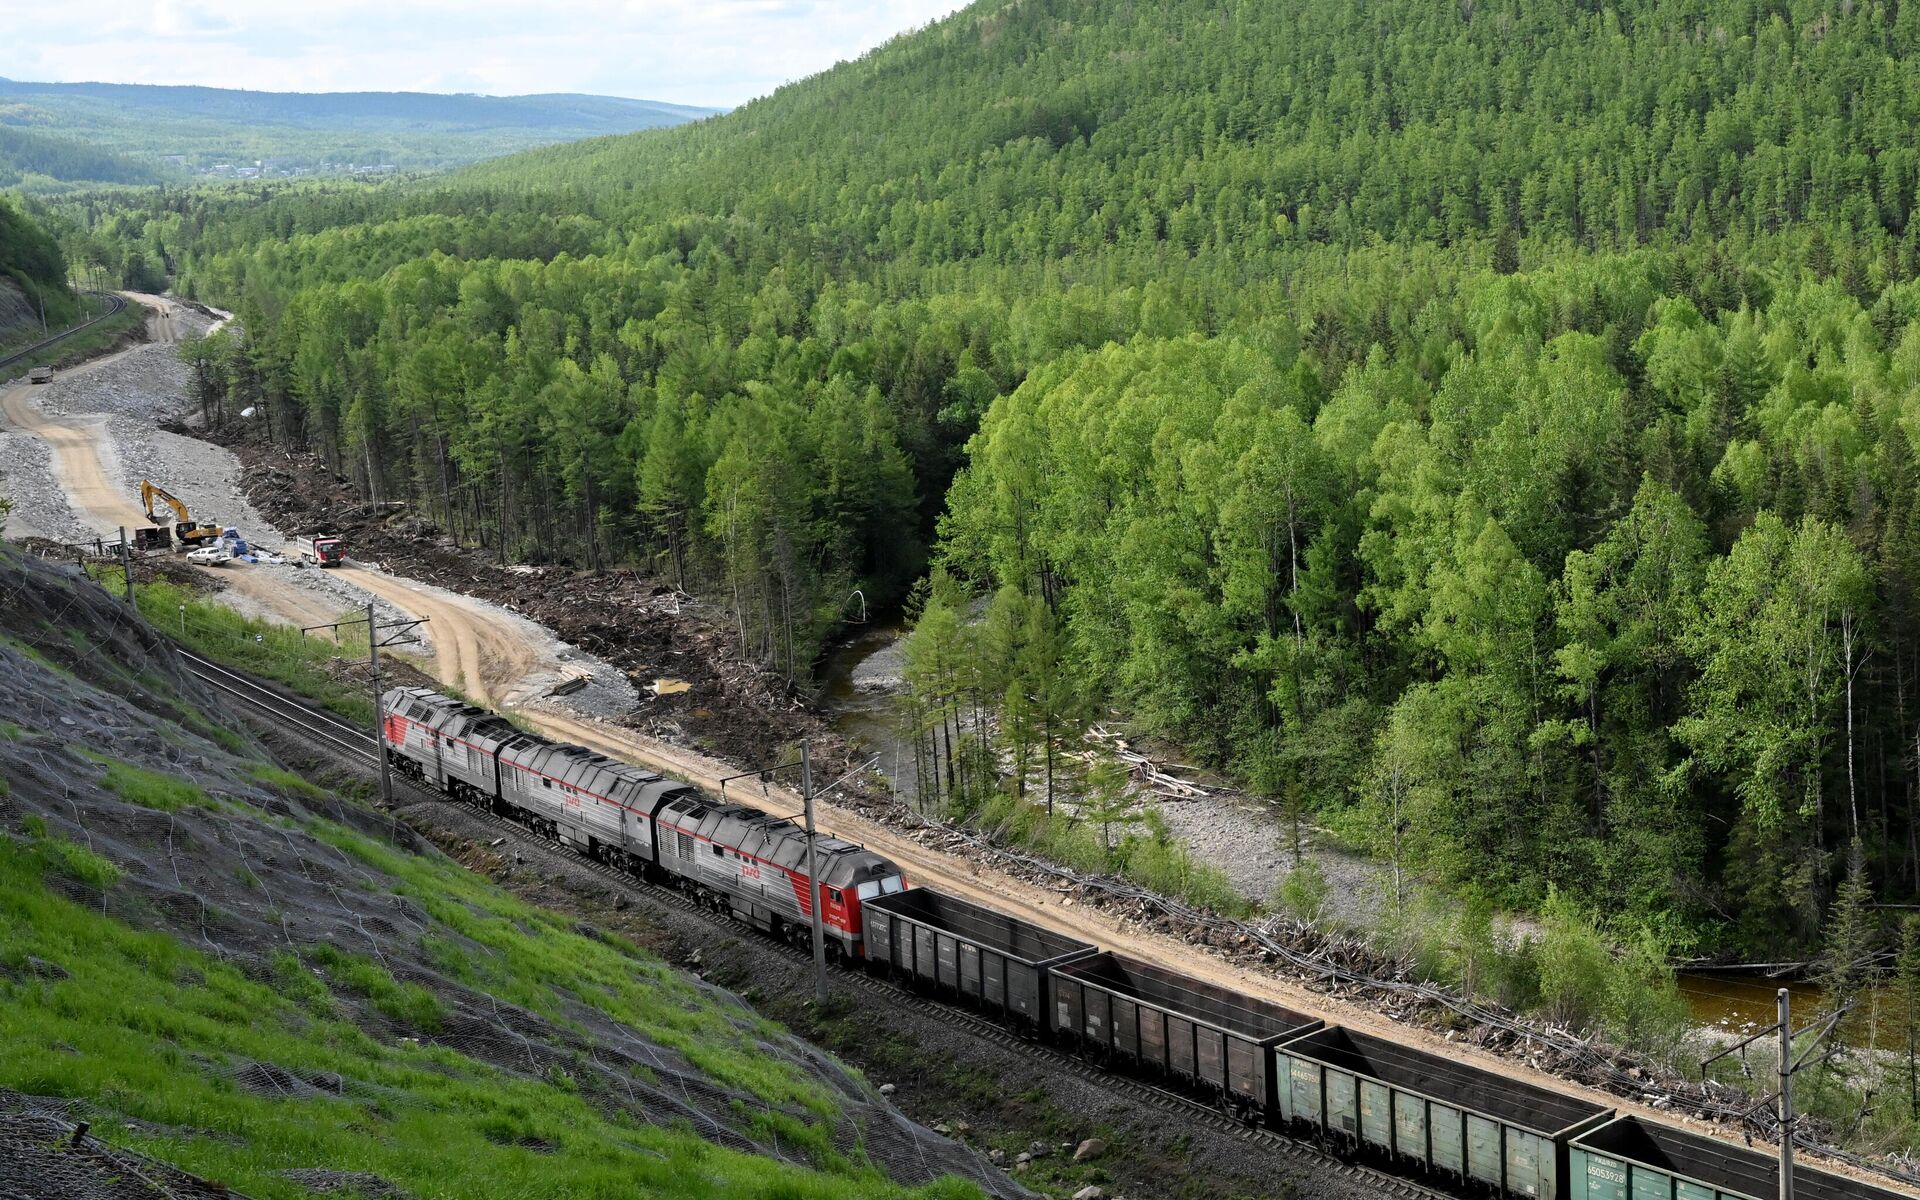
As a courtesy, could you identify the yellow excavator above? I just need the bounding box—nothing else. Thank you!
[139,480,222,550]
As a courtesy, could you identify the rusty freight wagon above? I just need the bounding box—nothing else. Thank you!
[1276,1025,1611,1198]
[1570,1115,1909,1200]
[864,886,1096,1028]
[1049,951,1318,1121]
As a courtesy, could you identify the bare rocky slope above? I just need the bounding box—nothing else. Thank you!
[0,543,1021,1200]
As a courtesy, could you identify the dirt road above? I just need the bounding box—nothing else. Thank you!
[122,291,189,344]
[0,299,342,630]
[333,565,543,705]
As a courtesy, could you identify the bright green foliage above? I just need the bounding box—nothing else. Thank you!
[1273,859,1330,925]
[306,944,447,1032]
[93,756,213,812]
[15,818,121,890]
[1533,891,1690,1054]
[131,578,373,725]
[43,0,1920,953]
[0,820,980,1200]
[0,194,78,334]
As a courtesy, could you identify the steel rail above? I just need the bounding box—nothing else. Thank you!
[0,291,130,371]
[179,651,1451,1200]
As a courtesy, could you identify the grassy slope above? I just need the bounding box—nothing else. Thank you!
[0,819,973,1200]
[0,291,144,369]
[0,549,985,1200]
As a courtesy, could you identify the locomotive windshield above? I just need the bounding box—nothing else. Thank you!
[856,875,906,900]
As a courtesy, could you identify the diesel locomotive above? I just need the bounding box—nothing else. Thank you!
[380,687,905,956]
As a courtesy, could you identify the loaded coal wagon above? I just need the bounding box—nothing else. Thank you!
[864,887,1096,1028]
[1570,1115,1910,1200]
[1050,951,1318,1122]
[1275,1025,1611,1198]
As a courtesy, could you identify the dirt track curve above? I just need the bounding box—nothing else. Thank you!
[5,294,1904,1193]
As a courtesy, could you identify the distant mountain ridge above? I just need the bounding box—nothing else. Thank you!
[0,76,721,182]
[0,78,717,130]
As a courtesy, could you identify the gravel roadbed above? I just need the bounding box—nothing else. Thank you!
[2,313,640,723]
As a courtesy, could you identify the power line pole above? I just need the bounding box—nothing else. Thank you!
[718,745,832,1005]
[802,739,827,1006]
[367,599,394,805]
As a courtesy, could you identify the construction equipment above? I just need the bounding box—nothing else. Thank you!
[28,366,52,384]
[302,535,345,568]
[132,526,171,551]
[139,480,221,549]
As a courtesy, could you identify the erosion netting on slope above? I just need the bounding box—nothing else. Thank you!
[0,546,1030,1200]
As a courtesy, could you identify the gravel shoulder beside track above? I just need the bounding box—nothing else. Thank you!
[387,789,1396,1200]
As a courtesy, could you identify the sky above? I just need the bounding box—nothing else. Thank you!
[0,0,968,108]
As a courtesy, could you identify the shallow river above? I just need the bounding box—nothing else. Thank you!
[1678,971,1912,1052]
[819,628,1912,1047]
[819,623,919,804]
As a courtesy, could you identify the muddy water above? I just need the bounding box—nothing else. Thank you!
[1678,971,1913,1052]
[819,623,919,804]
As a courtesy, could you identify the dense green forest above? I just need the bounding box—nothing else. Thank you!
[55,0,1920,957]
[0,126,165,189]
[0,195,79,334]
[0,78,719,179]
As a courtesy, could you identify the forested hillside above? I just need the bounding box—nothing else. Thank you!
[0,196,78,337]
[0,126,165,189]
[86,0,1920,955]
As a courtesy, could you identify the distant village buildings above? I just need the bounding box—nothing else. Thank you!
[190,158,396,179]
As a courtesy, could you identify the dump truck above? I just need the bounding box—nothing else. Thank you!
[139,480,221,549]
[28,366,52,384]
[302,535,345,568]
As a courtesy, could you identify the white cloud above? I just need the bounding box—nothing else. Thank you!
[0,0,966,106]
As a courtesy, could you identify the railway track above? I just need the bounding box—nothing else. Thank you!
[0,292,128,371]
[178,650,1452,1200]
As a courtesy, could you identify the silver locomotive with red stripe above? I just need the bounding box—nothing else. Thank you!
[381,687,906,957]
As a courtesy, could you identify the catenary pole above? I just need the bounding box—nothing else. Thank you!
[368,600,394,805]
[117,527,133,605]
[802,740,827,1004]
[1779,987,1793,1200]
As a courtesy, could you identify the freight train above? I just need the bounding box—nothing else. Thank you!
[379,686,1905,1200]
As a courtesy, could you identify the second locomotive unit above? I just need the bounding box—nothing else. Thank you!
[380,687,906,956]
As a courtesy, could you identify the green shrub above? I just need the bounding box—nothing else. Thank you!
[1535,889,1615,1031]
[1273,859,1330,923]
[25,833,121,890]
[95,757,210,812]
[1600,925,1692,1058]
